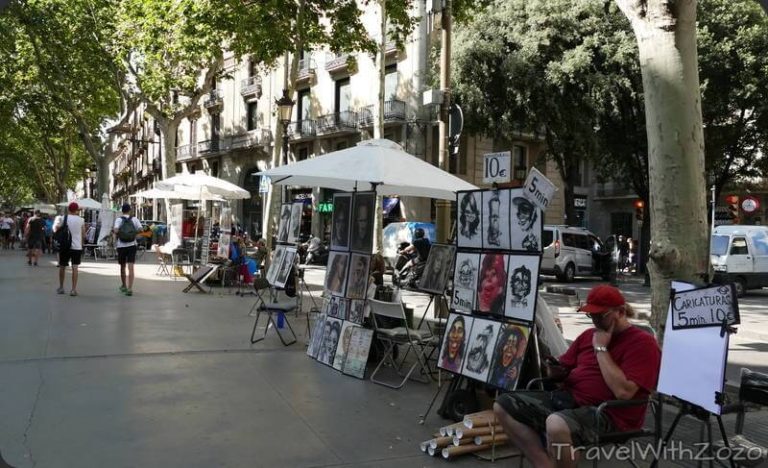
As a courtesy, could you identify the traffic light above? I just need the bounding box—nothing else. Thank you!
[634,199,645,222]
[725,195,740,223]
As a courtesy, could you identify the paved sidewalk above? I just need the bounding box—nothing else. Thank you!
[0,249,766,467]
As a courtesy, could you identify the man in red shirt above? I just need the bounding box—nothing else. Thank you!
[494,284,661,468]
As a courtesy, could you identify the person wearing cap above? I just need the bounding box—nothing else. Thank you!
[493,284,661,468]
[113,203,143,296]
[53,202,86,296]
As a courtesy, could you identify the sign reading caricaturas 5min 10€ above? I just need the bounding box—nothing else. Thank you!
[741,195,761,214]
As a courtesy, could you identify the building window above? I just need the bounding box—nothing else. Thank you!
[335,78,351,113]
[385,65,398,100]
[298,89,311,122]
[209,161,219,177]
[512,145,527,180]
[211,114,220,142]
[298,147,309,161]
[247,102,258,131]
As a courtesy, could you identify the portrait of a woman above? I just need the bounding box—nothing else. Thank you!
[457,191,481,248]
[488,325,529,390]
[477,253,507,315]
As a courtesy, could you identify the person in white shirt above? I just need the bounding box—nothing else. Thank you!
[0,212,15,250]
[53,202,86,296]
[113,203,143,296]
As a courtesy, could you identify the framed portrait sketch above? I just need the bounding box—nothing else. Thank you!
[456,191,482,249]
[326,295,348,320]
[504,255,541,322]
[342,327,374,379]
[316,317,343,366]
[347,300,366,324]
[325,251,350,297]
[438,313,473,374]
[487,323,531,391]
[509,188,543,253]
[331,193,352,251]
[266,245,287,286]
[345,253,370,299]
[350,192,376,253]
[461,317,502,383]
[476,253,509,316]
[452,251,479,314]
[287,202,303,244]
[277,204,292,243]
[482,189,511,250]
[418,244,456,294]
[333,322,361,371]
[306,313,327,359]
[273,247,297,288]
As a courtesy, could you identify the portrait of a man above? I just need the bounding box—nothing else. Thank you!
[350,192,375,253]
[504,255,541,322]
[462,318,500,382]
[347,300,365,324]
[346,253,370,299]
[317,317,342,366]
[331,194,352,251]
[277,204,292,243]
[306,313,327,359]
[510,191,541,252]
[482,189,511,250]
[439,314,471,373]
[452,252,479,313]
[488,324,529,390]
[418,244,456,294]
[457,191,482,248]
[325,251,349,296]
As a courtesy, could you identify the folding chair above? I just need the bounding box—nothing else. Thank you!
[247,277,272,316]
[250,289,297,346]
[368,298,434,390]
[155,248,171,276]
[182,264,219,293]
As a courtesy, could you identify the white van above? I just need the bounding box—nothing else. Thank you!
[541,226,610,282]
[711,225,768,296]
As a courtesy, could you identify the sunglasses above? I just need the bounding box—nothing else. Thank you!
[585,310,617,320]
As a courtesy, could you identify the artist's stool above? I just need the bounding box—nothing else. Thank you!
[250,300,298,346]
[182,264,219,293]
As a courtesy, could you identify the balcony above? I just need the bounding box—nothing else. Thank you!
[287,119,317,141]
[240,76,262,100]
[385,40,399,57]
[198,139,221,155]
[296,58,316,84]
[325,52,355,75]
[176,144,197,162]
[230,128,272,150]
[317,111,358,135]
[204,90,224,113]
[358,100,407,127]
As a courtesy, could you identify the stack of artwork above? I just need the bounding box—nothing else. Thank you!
[307,191,377,379]
[438,187,544,391]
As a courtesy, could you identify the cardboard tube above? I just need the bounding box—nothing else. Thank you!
[463,415,499,429]
[439,422,464,437]
[454,425,504,439]
[428,446,437,457]
[462,409,494,422]
[442,443,493,459]
[475,434,509,445]
[429,436,454,450]
[419,441,429,453]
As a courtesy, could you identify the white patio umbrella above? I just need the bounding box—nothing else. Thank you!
[155,173,250,200]
[57,197,102,210]
[256,139,478,200]
[130,187,225,202]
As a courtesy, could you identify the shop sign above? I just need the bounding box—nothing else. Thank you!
[483,151,511,183]
[317,202,334,213]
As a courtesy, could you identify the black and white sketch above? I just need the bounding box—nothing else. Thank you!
[306,313,327,359]
[325,251,350,296]
[347,300,366,324]
[461,317,501,382]
[482,189,511,250]
[266,245,287,285]
[332,322,361,371]
[277,204,292,243]
[287,202,303,244]
[350,192,376,253]
[274,247,297,288]
[452,252,479,313]
[456,191,482,248]
[316,317,342,366]
[331,193,352,251]
[326,295,347,319]
[418,244,456,294]
[504,255,541,322]
[510,190,542,252]
[342,327,374,379]
[345,253,370,299]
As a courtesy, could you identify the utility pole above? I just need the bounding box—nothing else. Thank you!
[435,0,453,243]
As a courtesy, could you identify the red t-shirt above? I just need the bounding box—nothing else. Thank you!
[558,326,661,431]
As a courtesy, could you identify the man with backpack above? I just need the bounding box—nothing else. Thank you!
[113,203,143,296]
[54,202,85,296]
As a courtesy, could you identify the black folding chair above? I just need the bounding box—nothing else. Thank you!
[182,265,219,293]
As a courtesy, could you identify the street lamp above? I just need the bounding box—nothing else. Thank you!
[275,88,294,201]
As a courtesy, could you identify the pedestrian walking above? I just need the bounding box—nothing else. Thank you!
[113,203,142,296]
[24,210,45,266]
[0,212,15,250]
[43,214,53,254]
[54,202,85,296]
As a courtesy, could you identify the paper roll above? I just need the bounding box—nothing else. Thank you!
[442,443,493,459]
[474,433,509,445]
[429,436,454,450]
[454,425,504,439]
[452,435,475,447]
[439,421,465,437]
[463,415,499,429]
[428,446,437,457]
[419,441,429,453]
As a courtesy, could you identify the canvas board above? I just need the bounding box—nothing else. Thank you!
[333,322,361,371]
[342,327,374,379]
[306,313,327,359]
[326,296,347,320]
[418,244,456,294]
[273,247,297,288]
[347,300,366,324]
[487,323,531,391]
[277,204,292,243]
[461,317,502,382]
[476,253,508,316]
[456,191,482,249]
[350,192,376,253]
[438,313,474,374]
[287,202,303,244]
[331,193,352,251]
[266,245,287,286]
[482,189,511,250]
[504,255,541,322]
[316,317,343,367]
[346,253,370,299]
[325,250,350,297]
[452,251,479,313]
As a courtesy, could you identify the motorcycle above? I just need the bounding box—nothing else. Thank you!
[298,238,329,265]
[393,241,426,288]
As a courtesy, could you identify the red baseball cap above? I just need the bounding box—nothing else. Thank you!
[68,202,79,212]
[578,284,625,314]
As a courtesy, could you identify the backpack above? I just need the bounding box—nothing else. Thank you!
[54,214,72,250]
[117,216,137,242]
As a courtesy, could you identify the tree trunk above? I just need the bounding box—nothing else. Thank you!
[617,0,709,342]
[163,119,180,179]
[373,0,387,253]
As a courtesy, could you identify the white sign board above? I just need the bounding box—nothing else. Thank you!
[259,176,271,194]
[483,151,511,184]
[523,167,557,211]
[670,284,739,330]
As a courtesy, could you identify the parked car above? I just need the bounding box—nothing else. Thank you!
[711,225,768,296]
[541,225,610,282]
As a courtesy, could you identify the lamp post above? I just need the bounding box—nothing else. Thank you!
[275,89,294,203]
